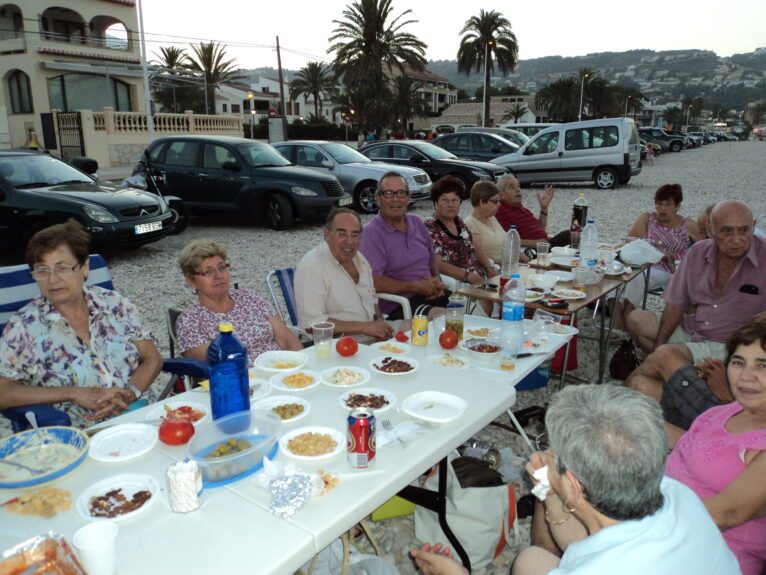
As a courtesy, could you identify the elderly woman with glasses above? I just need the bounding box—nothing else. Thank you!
[176,239,302,361]
[424,175,494,287]
[463,180,509,269]
[411,385,740,575]
[0,220,162,428]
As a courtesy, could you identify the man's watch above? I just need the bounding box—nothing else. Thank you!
[126,384,143,400]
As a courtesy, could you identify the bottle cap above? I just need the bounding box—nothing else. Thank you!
[587,220,594,223]
[510,225,517,229]
[218,322,234,333]
[511,273,520,278]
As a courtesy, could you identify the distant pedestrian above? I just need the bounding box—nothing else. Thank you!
[357,132,364,147]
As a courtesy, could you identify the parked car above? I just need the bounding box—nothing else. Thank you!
[431,132,519,162]
[498,123,560,137]
[638,128,686,152]
[493,118,642,190]
[455,126,529,147]
[272,140,430,214]
[0,150,173,252]
[358,140,508,191]
[641,139,663,156]
[132,136,351,230]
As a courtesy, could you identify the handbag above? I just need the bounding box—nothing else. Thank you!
[414,454,516,573]
[609,338,640,380]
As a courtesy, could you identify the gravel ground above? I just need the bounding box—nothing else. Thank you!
[2,140,763,573]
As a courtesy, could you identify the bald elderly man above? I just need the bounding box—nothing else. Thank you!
[626,200,766,443]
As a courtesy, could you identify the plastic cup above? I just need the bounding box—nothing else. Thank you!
[572,266,588,292]
[536,242,550,266]
[73,521,118,575]
[311,321,335,358]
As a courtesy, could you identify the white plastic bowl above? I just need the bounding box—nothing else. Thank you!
[528,274,558,289]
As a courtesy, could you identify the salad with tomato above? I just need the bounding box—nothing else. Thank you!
[162,404,206,423]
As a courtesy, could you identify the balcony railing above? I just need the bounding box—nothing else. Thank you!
[93,109,243,135]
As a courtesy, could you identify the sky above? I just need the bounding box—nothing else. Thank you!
[138,0,766,72]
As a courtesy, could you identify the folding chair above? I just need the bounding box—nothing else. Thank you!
[162,307,209,393]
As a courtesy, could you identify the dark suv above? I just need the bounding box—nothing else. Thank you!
[432,132,519,161]
[0,150,172,252]
[359,140,507,189]
[638,128,686,153]
[132,136,351,230]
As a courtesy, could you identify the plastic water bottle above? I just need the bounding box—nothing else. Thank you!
[207,322,250,420]
[501,273,525,359]
[570,194,588,249]
[501,226,522,288]
[580,220,599,264]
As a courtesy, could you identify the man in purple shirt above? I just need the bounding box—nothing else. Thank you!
[626,200,766,441]
[359,171,449,320]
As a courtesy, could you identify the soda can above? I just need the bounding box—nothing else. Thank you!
[411,309,428,346]
[347,409,376,468]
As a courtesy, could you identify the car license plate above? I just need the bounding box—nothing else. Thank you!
[338,197,353,207]
[135,221,163,235]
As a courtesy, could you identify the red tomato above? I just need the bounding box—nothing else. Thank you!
[159,418,195,445]
[439,329,459,350]
[394,331,409,342]
[336,336,359,357]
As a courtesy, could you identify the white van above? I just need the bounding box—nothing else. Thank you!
[492,118,642,189]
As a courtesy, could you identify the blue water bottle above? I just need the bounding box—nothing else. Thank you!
[207,322,250,420]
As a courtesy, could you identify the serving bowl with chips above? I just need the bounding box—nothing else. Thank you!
[253,350,308,374]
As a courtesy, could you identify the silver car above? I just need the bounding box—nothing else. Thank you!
[273,141,431,214]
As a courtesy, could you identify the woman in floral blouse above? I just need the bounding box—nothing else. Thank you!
[0,220,162,428]
[424,175,494,287]
[176,239,302,361]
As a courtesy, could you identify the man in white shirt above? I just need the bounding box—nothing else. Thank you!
[295,208,395,342]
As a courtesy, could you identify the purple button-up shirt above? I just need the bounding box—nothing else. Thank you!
[663,236,766,342]
[359,213,435,314]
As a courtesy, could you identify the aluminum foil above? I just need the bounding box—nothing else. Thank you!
[269,474,312,518]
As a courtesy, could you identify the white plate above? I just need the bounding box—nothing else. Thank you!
[549,256,582,268]
[370,341,411,354]
[369,355,419,376]
[321,366,371,388]
[253,350,308,373]
[428,353,471,370]
[338,388,396,412]
[89,424,158,463]
[552,323,580,336]
[465,327,498,338]
[76,473,159,521]
[401,391,468,424]
[269,369,323,392]
[247,371,271,402]
[252,395,310,422]
[603,262,627,276]
[525,288,548,303]
[550,247,577,257]
[551,288,587,300]
[279,426,345,460]
[145,400,209,427]
[545,270,573,282]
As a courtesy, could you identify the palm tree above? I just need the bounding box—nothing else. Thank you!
[501,103,529,123]
[186,41,243,114]
[328,0,427,130]
[333,86,375,132]
[289,62,338,121]
[152,46,189,70]
[151,46,201,113]
[457,10,519,127]
[387,75,428,132]
[535,78,579,122]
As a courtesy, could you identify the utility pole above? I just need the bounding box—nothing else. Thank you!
[136,0,154,141]
[276,36,288,139]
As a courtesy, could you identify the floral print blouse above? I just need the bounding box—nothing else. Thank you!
[0,286,155,429]
[425,216,486,279]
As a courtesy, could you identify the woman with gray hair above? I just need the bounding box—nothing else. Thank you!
[176,239,302,361]
[411,385,740,575]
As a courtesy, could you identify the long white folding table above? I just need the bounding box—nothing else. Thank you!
[0,315,568,573]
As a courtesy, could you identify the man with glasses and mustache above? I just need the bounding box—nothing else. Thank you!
[359,172,449,320]
[295,208,397,342]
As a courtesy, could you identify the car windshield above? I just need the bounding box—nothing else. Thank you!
[0,154,93,189]
[408,142,457,160]
[235,143,291,167]
[320,143,370,164]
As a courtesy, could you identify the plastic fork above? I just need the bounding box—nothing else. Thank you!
[381,419,405,446]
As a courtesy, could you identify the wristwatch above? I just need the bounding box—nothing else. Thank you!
[126,383,143,400]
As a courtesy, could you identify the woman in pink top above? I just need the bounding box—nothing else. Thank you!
[614,184,702,328]
[666,322,766,575]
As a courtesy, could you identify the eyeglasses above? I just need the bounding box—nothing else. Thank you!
[31,263,80,280]
[487,198,501,205]
[378,189,410,198]
[193,262,231,277]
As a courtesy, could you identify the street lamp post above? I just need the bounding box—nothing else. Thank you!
[624,96,631,118]
[250,110,255,139]
[482,40,494,127]
[247,92,255,139]
[578,73,589,122]
[686,105,692,130]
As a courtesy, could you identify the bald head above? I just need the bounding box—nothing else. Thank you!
[710,200,755,260]
[711,201,754,229]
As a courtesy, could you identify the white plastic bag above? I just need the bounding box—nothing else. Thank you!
[300,538,398,575]
[619,239,663,265]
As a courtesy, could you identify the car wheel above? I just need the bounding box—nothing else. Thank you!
[266,194,294,230]
[168,200,190,235]
[354,181,379,214]
[594,167,617,190]
[670,141,682,153]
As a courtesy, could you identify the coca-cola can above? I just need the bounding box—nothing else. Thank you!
[347,409,376,468]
